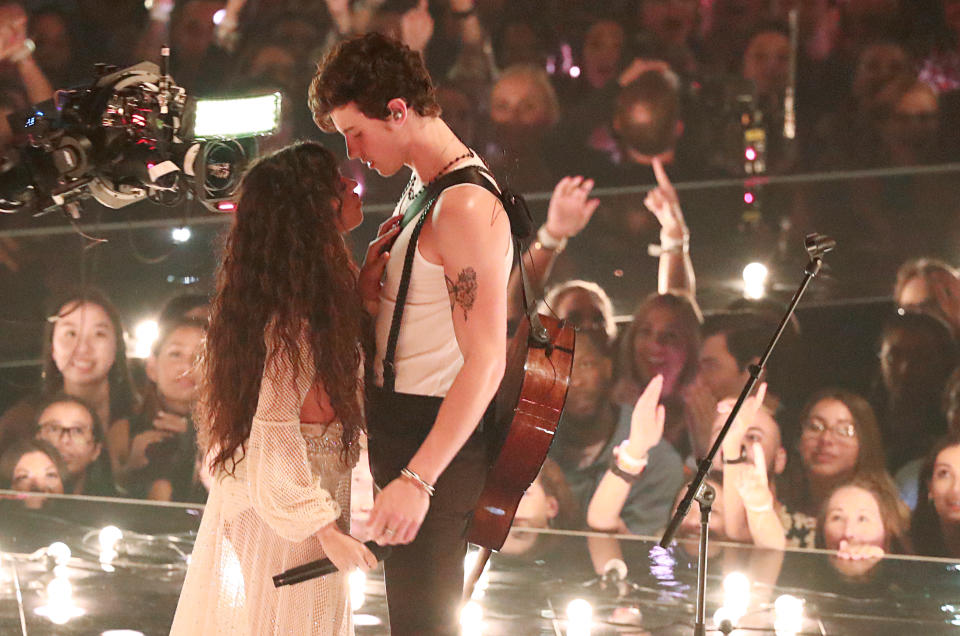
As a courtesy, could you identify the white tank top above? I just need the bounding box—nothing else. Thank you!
[373,153,513,396]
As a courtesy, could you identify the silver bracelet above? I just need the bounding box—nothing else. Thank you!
[401,467,436,497]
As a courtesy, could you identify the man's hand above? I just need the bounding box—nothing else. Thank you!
[544,176,600,241]
[358,215,402,313]
[0,4,27,62]
[717,382,767,464]
[401,0,434,53]
[626,374,665,459]
[644,157,688,241]
[367,476,430,545]
[316,523,379,573]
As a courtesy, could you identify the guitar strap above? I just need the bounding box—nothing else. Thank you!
[381,165,535,393]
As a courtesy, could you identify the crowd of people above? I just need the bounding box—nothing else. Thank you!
[0,0,959,586]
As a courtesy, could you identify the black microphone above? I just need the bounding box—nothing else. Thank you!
[272,541,392,587]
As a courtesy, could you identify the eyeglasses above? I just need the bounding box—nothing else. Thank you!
[801,418,856,439]
[39,423,93,443]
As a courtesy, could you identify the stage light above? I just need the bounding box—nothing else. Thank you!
[745,147,758,161]
[774,594,804,635]
[742,262,768,299]
[213,8,226,24]
[349,569,366,611]
[713,606,735,632]
[566,598,593,635]
[47,542,71,566]
[194,92,282,138]
[35,575,83,625]
[460,600,484,635]
[354,614,382,627]
[722,571,751,624]
[570,65,581,78]
[171,226,192,243]
[353,181,363,196]
[743,191,755,205]
[216,200,236,212]
[133,320,159,359]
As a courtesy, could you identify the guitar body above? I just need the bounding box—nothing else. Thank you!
[467,314,575,550]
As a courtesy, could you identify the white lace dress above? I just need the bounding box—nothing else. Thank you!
[170,339,359,636]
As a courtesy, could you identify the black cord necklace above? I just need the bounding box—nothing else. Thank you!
[403,149,476,202]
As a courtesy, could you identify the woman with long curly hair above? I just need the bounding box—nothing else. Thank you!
[171,141,380,636]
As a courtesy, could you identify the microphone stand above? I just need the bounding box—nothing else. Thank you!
[659,233,835,636]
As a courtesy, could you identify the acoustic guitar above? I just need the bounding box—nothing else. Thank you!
[463,313,575,597]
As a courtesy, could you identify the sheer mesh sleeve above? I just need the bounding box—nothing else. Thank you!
[244,329,340,543]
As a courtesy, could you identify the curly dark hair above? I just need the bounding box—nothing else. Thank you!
[201,141,367,475]
[309,32,441,132]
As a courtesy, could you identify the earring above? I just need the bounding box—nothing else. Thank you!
[393,111,402,120]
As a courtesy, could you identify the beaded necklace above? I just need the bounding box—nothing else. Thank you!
[402,148,476,202]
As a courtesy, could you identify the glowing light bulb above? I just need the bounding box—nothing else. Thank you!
[47,542,71,566]
[742,262,769,300]
[745,147,758,161]
[133,320,159,359]
[569,65,581,78]
[743,191,756,205]
[460,600,484,635]
[171,226,192,243]
[566,598,593,636]
[99,526,123,552]
[774,595,804,635]
[349,569,366,610]
[213,8,226,24]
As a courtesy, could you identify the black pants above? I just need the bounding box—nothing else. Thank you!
[366,385,490,636]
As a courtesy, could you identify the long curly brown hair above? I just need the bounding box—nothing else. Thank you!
[201,141,366,475]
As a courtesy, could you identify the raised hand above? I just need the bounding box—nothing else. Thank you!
[401,0,434,53]
[625,374,665,460]
[718,382,768,464]
[0,3,27,62]
[732,442,774,513]
[618,57,671,88]
[544,176,600,241]
[644,157,688,240]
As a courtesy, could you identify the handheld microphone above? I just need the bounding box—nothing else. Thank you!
[272,541,391,588]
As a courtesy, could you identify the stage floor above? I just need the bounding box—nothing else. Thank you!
[1,494,959,635]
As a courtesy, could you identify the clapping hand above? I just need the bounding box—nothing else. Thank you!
[544,176,600,241]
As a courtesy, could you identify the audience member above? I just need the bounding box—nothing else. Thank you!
[548,329,684,536]
[816,472,912,558]
[894,258,960,335]
[34,393,115,497]
[780,389,888,519]
[126,316,206,501]
[0,289,139,476]
[0,438,67,509]
[911,433,960,558]
[874,309,957,472]
[631,0,702,76]
[501,459,577,558]
[614,292,701,455]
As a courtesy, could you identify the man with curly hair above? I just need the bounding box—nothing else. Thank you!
[311,32,512,635]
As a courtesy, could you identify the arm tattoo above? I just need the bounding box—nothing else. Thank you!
[446,267,478,321]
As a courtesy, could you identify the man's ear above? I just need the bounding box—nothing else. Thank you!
[386,98,408,126]
[90,442,102,464]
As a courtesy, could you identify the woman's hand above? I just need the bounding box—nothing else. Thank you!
[316,523,379,573]
[644,157,688,241]
[836,539,885,560]
[128,429,174,471]
[731,442,775,514]
[625,374,665,460]
[358,215,402,313]
[544,176,600,241]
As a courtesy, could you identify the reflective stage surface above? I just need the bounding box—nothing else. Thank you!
[2,494,959,635]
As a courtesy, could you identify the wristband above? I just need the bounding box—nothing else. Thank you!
[615,440,648,473]
[400,467,435,497]
[9,38,35,63]
[536,224,568,252]
[647,232,689,257]
[608,457,643,483]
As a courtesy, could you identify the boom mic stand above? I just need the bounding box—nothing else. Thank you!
[659,233,835,636]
